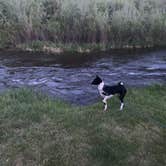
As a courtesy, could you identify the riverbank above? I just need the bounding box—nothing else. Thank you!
[17,41,166,54]
[0,85,166,165]
[1,41,165,55]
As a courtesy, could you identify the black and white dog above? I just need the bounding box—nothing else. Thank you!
[91,75,127,111]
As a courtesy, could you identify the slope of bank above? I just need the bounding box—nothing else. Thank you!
[0,85,166,166]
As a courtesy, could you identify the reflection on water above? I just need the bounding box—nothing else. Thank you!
[0,49,166,105]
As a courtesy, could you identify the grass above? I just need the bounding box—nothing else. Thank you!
[0,85,166,166]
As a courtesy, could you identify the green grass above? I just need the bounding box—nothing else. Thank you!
[0,85,166,166]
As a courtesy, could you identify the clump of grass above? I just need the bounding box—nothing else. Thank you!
[0,85,166,166]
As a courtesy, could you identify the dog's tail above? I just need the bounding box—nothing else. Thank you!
[118,81,124,86]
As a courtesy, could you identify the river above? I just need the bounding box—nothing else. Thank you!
[0,49,165,105]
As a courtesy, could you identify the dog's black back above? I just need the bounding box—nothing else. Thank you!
[103,83,127,96]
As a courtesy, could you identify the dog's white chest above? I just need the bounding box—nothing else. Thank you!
[98,82,105,97]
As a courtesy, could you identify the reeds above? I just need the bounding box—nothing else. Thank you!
[0,0,166,48]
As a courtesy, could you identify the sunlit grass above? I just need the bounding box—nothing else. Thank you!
[0,85,166,165]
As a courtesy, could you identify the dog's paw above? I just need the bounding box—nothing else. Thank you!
[103,108,107,111]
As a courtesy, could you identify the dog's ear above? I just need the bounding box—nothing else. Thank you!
[96,75,102,80]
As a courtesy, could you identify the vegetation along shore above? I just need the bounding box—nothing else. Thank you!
[0,0,166,53]
[0,85,166,165]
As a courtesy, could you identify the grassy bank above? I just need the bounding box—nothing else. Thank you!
[0,0,166,51]
[0,85,166,166]
[16,41,160,54]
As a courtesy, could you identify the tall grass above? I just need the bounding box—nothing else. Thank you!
[0,0,166,49]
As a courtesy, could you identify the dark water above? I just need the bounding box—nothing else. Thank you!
[0,49,166,105]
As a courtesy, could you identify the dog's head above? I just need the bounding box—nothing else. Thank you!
[91,75,102,85]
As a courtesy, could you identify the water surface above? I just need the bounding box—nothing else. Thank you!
[0,49,165,104]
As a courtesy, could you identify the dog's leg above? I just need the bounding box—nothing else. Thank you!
[102,98,107,111]
[102,95,113,111]
[119,94,125,111]
[120,102,124,110]
[103,103,107,111]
